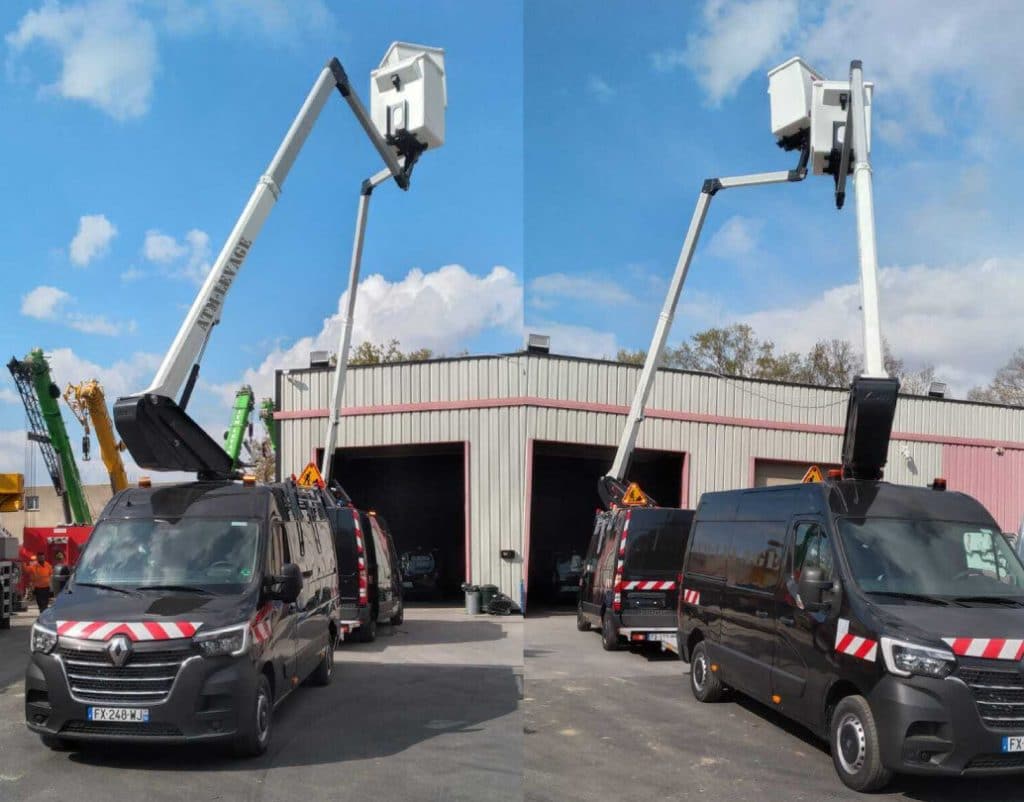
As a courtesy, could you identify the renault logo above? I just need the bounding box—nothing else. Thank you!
[107,635,132,667]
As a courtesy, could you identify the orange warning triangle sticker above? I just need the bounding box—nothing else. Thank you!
[801,465,824,483]
[297,461,324,488]
[621,482,650,506]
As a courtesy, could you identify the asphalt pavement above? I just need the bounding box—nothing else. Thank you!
[523,608,1024,802]
[0,604,522,802]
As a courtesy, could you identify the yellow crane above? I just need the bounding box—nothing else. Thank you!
[64,381,128,494]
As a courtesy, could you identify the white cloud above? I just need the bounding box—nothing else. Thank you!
[7,0,158,121]
[20,285,130,335]
[586,75,615,102]
[142,227,212,284]
[669,0,798,105]
[742,256,1024,395]
[671,0,1024,143]
[143,229,187,263]
[21,285,70,319]
[0,389,19,405]
[235,264,522,400]
[69,214,117,266]
[529,272,633,308]
[120,267,146,282]
[706,215,763,260]
[528,322,618,360]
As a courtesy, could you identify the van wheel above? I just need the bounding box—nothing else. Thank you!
[601,612,620,651]
[689,641,724,702]
[576,608,591,632]
[309,636,334,687]
[40,735,72,751]
[389,603,404,626]
[356,614,377,643]
[234,674,273,757]
[830,695,893,792]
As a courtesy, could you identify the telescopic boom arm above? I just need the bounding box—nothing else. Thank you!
[114,56,418,479]
[601,150,809,505]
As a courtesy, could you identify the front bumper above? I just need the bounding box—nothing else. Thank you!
[25,648,258,743]
[870,671,1024,775]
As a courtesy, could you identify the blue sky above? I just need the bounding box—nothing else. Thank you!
[2,0,1022,491]
[0,0,523,484]
[524,0,1024,394]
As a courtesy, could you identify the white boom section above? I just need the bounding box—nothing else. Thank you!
[848,62,885,378]
[608,169,802,482]
[321,166,395,484]
[143,61,404,401]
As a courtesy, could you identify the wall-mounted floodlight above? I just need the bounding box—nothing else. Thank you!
[928,381,948,399]
[526,333,551,354]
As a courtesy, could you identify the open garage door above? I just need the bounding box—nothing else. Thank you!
[324,443,466,602]
[526,441,685,612]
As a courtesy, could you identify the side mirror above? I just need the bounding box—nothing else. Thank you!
[797,566,832,609]
[51,565,71,595]
[268,563,303,604]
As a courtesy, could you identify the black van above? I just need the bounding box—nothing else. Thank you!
[578,507,694,650]
[329,506,403,642]
[25,480,339,756]
[678,479,1024,791]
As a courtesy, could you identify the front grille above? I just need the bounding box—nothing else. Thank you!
[62,720,182,737]
[58,640,194,705]
[957,666,1024,729]
[967,753,1024,769]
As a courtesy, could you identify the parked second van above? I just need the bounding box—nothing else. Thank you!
[578,507,693,650]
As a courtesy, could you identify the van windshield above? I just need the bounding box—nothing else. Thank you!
[836,517,1024,600]
[625,511,691,575]
[75,517,261,592]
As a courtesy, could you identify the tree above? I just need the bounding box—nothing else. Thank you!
[968,347,1024,406]
[667,324,803,380]
[800,339,857,386]
[615,348,646,365]
[349,339,435,366]
[247,437,276,483]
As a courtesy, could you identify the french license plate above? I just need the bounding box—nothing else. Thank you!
[647,633,675,643]
[1003,736,1024,753]
[87,707,149,723]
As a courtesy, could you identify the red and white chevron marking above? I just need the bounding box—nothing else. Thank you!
[617,580,677,591]
[834,618,878,662]
[251,604,273,644]
[682,589,700,605]
[942,637,1024,661]
[56,620,201,641]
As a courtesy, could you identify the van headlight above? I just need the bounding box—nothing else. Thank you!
[31,623,58,654]
[194,623,249,658]
[880,636,955,679]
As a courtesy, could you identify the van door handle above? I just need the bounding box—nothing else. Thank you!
[779,616,795,627]
[756,610,770,619]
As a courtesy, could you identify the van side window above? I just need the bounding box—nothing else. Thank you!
[687,521,729,580]
[267,521,285,574]
[729,523,783,592]
[792,522,834,582]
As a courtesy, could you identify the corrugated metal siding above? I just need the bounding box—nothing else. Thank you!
[278,353,1024,605]
[944,445,1024,531]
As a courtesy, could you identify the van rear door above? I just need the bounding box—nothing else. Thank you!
[328,507,360,616]
[620,509,693,629]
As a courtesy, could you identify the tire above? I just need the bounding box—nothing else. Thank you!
[356,612,378,643]
[600,611,621,651]
[234,674,273,757]
[689,641,725,703]
[576,608,591,632]
[829,695,893,792]
[309,635,334,687]
[40,734,72,751]
[389,602,404,626]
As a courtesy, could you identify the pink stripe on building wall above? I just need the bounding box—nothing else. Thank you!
[944,445,1024,532]
[276,395,1024,453]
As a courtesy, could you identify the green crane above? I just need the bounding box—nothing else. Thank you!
[7,349,91,525]
[223,386,255,470]
[259,398,278,453]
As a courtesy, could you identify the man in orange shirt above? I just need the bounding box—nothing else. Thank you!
[24,552,53,612]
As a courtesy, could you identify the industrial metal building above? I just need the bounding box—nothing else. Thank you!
[275,352,1024,609]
